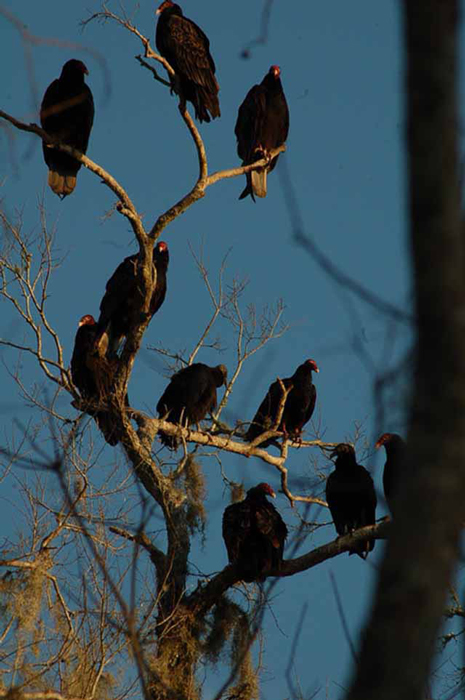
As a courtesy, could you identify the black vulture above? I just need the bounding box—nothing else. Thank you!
[71,315,120,446]
[246,359,318,447]
[222,483,288,582]
[40,59,94,197]
[157,363,227,449]
[156,1,220,122]
[326,443,377,559]
[235,65,289,200]
[97,241,169,358]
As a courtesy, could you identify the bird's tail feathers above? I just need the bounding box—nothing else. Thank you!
[48,170,76,198]
[194,86,220,123]
[238,173,256,202]
[251,168,267,198]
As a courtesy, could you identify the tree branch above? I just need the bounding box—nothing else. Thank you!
[187,521,390,616]
[0,110,147,246]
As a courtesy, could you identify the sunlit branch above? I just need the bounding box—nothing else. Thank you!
[133,411,333,498]
[0,110,147,245]
[82,7,174,78]
[206,145,286,186]
[187,520,390,617]
[135,55,171,87]
[150,146,286,241]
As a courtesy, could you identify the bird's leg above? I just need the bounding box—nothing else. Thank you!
[256,144,272,166]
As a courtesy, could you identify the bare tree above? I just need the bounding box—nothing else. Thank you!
[2,2,461,699]
[0,6,389,700]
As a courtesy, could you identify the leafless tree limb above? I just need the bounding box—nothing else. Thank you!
[0,109,147,245]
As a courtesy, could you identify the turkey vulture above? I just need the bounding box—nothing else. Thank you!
[325,444,377,559]
[245,359,318,447]
[97,241,169,358]
[235,65,289,201]
[157,363,227,449]
[40,59,94,198]
[222,483,288,583]
[71,315,119,446]
[156,1,220,123]
[375,432,406,515]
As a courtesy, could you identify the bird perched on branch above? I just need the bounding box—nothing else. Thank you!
[326,444,377,559]
[222,482,288,583]
[245,359,318,447]
[96,242,169,358]
[375,432,406,515]
[71,315,120,446]
[40,59,94,198]
[156,1,220,123]
[157,362,227,449]
[235,65,289,201]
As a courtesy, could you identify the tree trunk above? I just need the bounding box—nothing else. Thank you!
[346,3,465,700]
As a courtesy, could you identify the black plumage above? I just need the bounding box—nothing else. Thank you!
[222,483,288,583]
[245,359,318,447]
[97,241,169,358]
[156,1,220,123]
[40,59,94,198]
[157,363,227,449]
[71,315,119,446]
[326,444,377,559]
[375,432,406,515]
[235,65,289,201]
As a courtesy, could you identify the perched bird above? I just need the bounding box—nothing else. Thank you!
[157,363,227,449]
[235,65,289,201]
[326,444,377,559]
[97,241,169,358]
[40,59,94,198]
[222,483,288,583]
[245,359,318,447]
[156,1,220,123]
[375,432,406,515]
[71,315,120,446]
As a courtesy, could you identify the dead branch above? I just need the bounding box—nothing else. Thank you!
[187,521,390,617]
[0,110,146,246]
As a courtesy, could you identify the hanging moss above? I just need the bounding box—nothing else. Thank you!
[228,614,259,700]
[150,613,202,700]
[0,568,45,633]
[203,596,243,664]
[183,455,207,538]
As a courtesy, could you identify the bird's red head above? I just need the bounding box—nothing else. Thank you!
[78,314,96,327]
[256,482,276,498]
[156,0,175,14]
[270,65,281,79]
[306,359,319,373]
[63,59,89,76]
[156,241,168,253]
[375,433,398,449]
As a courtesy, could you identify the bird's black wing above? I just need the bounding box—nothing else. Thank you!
[235,84,267,163]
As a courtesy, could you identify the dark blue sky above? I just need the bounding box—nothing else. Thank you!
[1,2,459,698]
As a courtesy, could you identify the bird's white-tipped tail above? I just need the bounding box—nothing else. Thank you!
[251,168,267,198]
